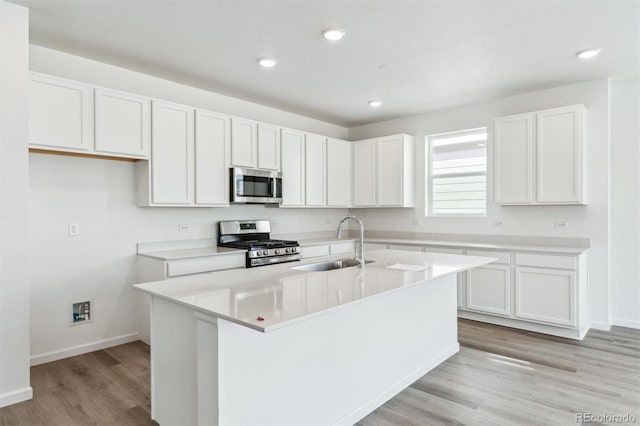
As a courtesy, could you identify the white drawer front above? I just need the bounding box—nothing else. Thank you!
[167,254,245,277]
[364,243,388,252]
[466,249,510,264]
[330,242,355,255]
[388,244,422,252]
[423,246,463,255]
[515,253,576,270]
[300,245,330,259]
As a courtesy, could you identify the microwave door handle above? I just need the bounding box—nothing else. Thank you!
[271,176,277,198]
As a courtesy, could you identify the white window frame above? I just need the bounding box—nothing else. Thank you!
[426,127,488,218]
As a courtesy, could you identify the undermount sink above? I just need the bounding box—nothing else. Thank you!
[292,258,374,272]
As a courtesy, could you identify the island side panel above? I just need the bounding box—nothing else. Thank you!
[151,296,198,425]
[211,274,458,426]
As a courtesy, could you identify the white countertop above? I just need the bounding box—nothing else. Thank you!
[137,245,245,261]
[365,237,589,254]
[133,249,494,332]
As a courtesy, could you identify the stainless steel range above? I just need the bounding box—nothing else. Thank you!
[218,220,301,268]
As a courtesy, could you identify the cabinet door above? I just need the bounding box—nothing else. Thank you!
[280,129,305,206]
[466,264,511,316]
[29,73,92,151]
[515,267,576,327]
[305,134,326,206]
[151,101,194,205]
[536,105,584,204]
[352,139,377,206]
[94,88,150,157]
[257,123,280,170]
[231,118,257,168]
[195,110,229,206]
[494,114,534,204]
[377,135,404,206]
[326,138,351,207]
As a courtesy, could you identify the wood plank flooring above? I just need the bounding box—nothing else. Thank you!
[1,320,638,426]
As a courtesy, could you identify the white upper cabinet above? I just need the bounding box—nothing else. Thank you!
[377,135,404,206]
[326,138,351,207]
[352,139,377,207]
[257,123,281,171]
[150,101,194,205]
[494,113,534,204]
[94,88,150,158]
[195,110,230,206]
[536,105,585,204]
[29,73,92,151]
[353,134,414,208]
[231,118,257,168]
[305,134,327,206]
[280,128,306,206]
[494,104,585,205]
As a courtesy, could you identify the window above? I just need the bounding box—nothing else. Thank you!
[426,128,487,216]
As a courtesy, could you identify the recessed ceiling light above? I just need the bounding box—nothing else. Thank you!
[368,100,382,107]
[322,28,345,41]
[258,58,277,68]
[576,48,601,60]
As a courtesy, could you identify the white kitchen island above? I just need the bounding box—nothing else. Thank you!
[133,249,494,426]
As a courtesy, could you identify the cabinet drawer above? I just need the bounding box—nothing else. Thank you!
[330,242,355,255]
[515,253,576,270]
[167,254,245,277]
[300,245,330,259]
[364,243,388,252]
[423,246,463,255]
[388,244,422,252]
[466,249,510,264]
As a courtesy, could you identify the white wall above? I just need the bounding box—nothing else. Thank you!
[348,80,611,328]
[28,47,349,362]
[610,77,640,329]
[0,1,31,407]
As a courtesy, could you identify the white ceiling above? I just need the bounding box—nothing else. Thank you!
[11,0,640,126]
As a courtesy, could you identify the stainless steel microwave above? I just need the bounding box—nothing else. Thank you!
[230,167,283,204]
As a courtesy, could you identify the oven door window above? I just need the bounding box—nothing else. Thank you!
[236,175,274,198]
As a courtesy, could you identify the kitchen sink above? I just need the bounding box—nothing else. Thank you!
[292,258,374,272]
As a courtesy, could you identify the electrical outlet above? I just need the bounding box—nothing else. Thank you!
[178,224,189,232]
[68,223,79,236]
[411,219,422,225]
[70,300,93,326]
[554,220,569,229]
[495,220,504,227]
[272,221,281,229]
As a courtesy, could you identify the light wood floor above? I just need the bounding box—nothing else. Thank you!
[1,320,638,426]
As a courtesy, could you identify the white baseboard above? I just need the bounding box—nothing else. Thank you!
[589,321,612,331]
[30,332,139,366]
[0,386,33,408]
[336,343,460,426]
[612,318,640,329]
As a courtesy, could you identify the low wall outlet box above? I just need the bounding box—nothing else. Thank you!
[70,300,93,326]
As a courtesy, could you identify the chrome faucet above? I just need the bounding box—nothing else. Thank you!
[336,214,364,265]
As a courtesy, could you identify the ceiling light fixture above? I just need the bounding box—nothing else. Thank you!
[368,100,382,108]
[322,28,345,41]
[576,48,601,60]
[258,58,277,68]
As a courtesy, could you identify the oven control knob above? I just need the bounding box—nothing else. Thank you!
[261,250,267,256]
[257,251,264,256]
[285,248,290,253]
[275,249,281,255]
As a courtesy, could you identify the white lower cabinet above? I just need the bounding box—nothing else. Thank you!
[515,267,576,327]
[365,240,588,339]
[466,265,511,316]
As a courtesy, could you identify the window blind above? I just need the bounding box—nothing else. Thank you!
[428,128,487,216]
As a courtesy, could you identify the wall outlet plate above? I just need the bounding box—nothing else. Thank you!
[178,224,189,232]
[554,220,569,229]
[70,299,93,326]
[68,222,79,236]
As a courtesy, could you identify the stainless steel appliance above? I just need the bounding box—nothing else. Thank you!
[230,167,282,204]
[218,220,301,268]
